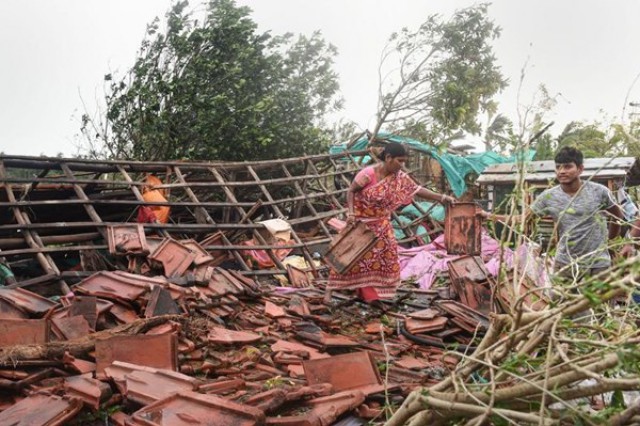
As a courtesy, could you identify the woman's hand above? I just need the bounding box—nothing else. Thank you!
[346,213,356,226]
[439,194,456,205]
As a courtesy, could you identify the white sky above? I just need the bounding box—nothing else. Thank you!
[1,0,640,157]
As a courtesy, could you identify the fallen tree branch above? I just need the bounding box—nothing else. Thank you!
[0,314,182,366]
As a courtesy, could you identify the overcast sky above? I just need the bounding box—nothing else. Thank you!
[1,0,639,157]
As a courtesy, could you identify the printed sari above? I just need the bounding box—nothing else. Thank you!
[328,166,419,301]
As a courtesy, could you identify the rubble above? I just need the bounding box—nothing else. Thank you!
[1,152,633,425]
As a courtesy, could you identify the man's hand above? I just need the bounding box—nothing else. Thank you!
[476,209,491,219]
[620,244,635,258]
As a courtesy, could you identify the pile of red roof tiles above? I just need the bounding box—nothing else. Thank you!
[0,154,538,425]
[0,230,496,425]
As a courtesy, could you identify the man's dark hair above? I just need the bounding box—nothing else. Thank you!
[554,146,583,166]
[378,142,408,160]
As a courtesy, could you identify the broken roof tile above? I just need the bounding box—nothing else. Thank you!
[243,388,287,414]
[180,239,214,266]
[104,361,198,404]
[109,411,129,426]
[448,255,494,313]
[62,352,97,374]
[0,394,83,426]
[51,315,90,340]
[271,339,328,360]
[107,301,140,324]
[95,333,178,374]
[444,202,482,255]
[107,224,149,256]
[198,378,245,395]
[407,307,441,320]
[323,221,378,274]
[264,300,287,318]
[404,316,448,334]
[265,390,365,426]
[69,295,99,330]
[0,318,48,347]
[148,238,197,278]
[75,271,150,302]
[394,356,432,370]
[295,329,358,349]
[0,287,57,315]
[129,391,265,426]
[64,375,112,410]
[0,297,29,319]
[208,327,262,345]
[287,295,311,317]
[303,351,382,394]
[144,285,181,317]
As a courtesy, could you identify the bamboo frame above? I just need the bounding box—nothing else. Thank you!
[0,150,446,283]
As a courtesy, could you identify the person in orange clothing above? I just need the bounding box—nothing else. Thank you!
[137,174,170,224]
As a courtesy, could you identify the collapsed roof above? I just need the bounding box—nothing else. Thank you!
[0,152,442,288]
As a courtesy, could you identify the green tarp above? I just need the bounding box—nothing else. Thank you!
[330,133,535,197]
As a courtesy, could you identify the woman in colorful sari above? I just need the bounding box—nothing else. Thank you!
[328,142,455,305]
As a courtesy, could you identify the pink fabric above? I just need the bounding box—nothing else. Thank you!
[398,232,516,290]
[327,218,347,232]
[353,166,378,188]
[242,239,293,269]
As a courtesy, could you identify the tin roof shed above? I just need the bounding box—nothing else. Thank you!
[476,157,640,187]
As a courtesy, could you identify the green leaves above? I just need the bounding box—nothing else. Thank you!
[82,0,341,162]
[374,3,506,144]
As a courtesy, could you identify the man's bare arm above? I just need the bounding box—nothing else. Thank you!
[605,204,624,240]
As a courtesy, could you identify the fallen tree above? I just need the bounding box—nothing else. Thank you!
[387,256,640,425]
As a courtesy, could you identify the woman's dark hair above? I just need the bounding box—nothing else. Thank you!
[378,142,408,160]
[554,146,583,166]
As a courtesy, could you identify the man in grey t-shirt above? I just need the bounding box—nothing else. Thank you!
[531,147,622,278]
[532,180,616,272]
[482,146,623,279]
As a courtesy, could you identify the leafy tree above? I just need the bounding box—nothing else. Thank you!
[482,112,513,153]
[610,119,640,157]
[373,3,506,143]
[81,0,342,161]
[555,121,616,158]
[531,132,555,161]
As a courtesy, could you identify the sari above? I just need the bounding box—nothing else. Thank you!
[328,166,419,301]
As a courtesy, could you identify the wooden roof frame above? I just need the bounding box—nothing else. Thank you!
[0,152,442,286]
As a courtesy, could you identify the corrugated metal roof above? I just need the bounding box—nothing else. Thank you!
[477,157,640,186]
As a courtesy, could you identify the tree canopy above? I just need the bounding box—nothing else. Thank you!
[373,3,506,144]
[81,0,342,161]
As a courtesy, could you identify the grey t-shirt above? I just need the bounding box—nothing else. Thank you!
[531,180,615,268]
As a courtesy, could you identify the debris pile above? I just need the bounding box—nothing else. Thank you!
[3,153,638,425]
[0,153,484,425]
[388,260,640,426]
[0,235,489,425]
